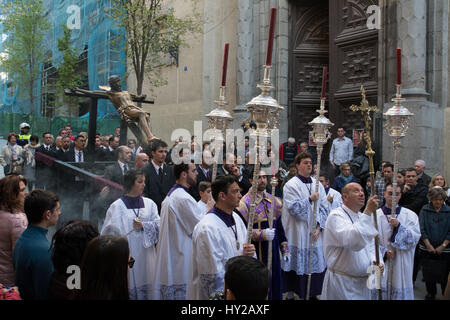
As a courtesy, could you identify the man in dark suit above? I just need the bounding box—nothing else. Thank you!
[35,132,57,191]
[216,152,252,195]
[414,159,432,186]
[56,136,72,161]
[104,146,132,185]
[142,139,175,212]
[103,136,120,161]
[190,149,213,201]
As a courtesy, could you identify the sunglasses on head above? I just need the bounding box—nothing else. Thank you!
[128,256,135,268]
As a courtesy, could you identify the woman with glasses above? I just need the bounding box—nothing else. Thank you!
[101,169,160,300]
[75,235,131,300]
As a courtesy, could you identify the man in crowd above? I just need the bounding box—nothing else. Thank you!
[329,127,353,177]
[375,183,420,299]
[281,152,329,300]
[321,183,382,299]
[223,256,269,300]
[134,152,150,171]
[319,174,342,213]
[35,132,57,191]
[187,174,256,300]
[56,136,72,160]
[398,167,428,284]
[237,169,289,300]
[17,122,31,147]
[414,160,431,186]
[104,136,120,161]
[374,162,394,208]
[279,137,300,166]
[142,139,175,212]
[331,162,359,193]
[13,190,62,300]
[104,146,132,185]
[152,163,203,300]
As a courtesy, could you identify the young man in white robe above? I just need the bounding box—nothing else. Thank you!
[101,169,160,300]
[319,174,343,212]
[187,175,256,300]
[152,162,204,300]
[321,182,384,300]
[375,183,421,300]
[281,152,330,300]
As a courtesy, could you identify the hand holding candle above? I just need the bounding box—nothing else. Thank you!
[321,66,327,99]
[396,48,401,85]
[265,8,277,66]
[221,43,230,87]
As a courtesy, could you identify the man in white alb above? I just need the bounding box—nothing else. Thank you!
[152,162,203,300]
[321,182,384,300]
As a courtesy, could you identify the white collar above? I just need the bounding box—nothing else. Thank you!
[342,204,360,218]
[152,159,163,172]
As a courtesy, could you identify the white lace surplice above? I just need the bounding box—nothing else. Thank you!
[281,176,329,275]
[187,212,248,300]
[375,207,421,300]
[152,188,203,300]
[101,197,160,300]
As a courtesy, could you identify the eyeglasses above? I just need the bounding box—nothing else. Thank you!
[128,256,135,268]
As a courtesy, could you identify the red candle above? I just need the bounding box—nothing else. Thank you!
[321,66,327,99]
[221,43,230,86]
[396,48,401,85]
[265,8,277,66]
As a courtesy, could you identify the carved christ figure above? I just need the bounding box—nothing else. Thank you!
[71,75,155,143]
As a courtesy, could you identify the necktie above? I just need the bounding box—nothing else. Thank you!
[158,167,163,182]
[206,170,211,180]
[78,151,83,162]
[123,164,128,174]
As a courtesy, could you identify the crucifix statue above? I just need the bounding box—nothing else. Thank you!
[66,75,157,154]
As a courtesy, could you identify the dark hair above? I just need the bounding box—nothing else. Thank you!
[0,175,28,213]
[24,189,59,224]
[150,139,168,153]
[108,136,116,144]
[51,220,99,274]
[127,139,136,145]
[398,169,406,177]
[75,135,85,142]
[211,175,239,202]
[30,135,39,143]
[224,256,269,300]
[384,183,402,195]
[294,152,312,165]
[174,163,190,180]
[76,235,129,300]
[383,162,394,171]
[198,181,211,193]
[123,169,145,192]
[43,131,52,138]
[319,174,329,182]
[405,167,417,174]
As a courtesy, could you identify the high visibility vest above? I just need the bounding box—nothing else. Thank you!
[18,134,31,141]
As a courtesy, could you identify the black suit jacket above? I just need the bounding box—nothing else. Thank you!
[399,183,429,215]
[35,145,57,182]
[142,162,175,212]
[190,165,212,201]
[418,173,431,187]
[104,162,125,185]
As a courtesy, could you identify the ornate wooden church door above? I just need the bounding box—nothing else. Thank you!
[289,0,380,171]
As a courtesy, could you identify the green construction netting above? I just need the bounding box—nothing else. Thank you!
[0,0,126,119]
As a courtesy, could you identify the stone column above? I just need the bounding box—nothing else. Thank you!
[232,0,254,130]
[382,0,442,175]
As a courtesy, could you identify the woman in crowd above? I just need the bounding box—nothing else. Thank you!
[101,169,160,300]
[49,220,99,300]
[0,133,24,175]
[418,186,450,300]
[0,175,28,286]
[75,235,131,300]
[22,135,40,190]
[429,174,450,205]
